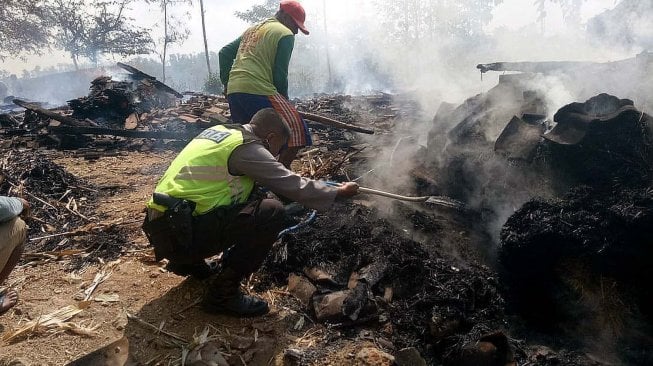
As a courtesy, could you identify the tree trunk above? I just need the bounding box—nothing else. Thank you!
[162,2,168,83]
[200,0,211,76]
[71,53,79,71]
[322,0,332,88]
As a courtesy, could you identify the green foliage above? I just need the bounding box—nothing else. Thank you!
[374,0,503,43]
[0,0,49,60]
[47,0,153,67]
[127,52,220,92]
[203,72,223,94]
[234,0,278,24]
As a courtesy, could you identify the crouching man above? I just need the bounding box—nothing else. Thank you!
[0,196,29,315]
[142,108,358,317]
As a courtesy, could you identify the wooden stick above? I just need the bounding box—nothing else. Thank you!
[126,313,188,343]
[29,220,141,241]
[298,111,374,134]
[13,99,94,127]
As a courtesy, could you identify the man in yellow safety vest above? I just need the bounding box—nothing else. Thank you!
[143,108,358,316]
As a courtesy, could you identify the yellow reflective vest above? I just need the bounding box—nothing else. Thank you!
[148,125,257,215]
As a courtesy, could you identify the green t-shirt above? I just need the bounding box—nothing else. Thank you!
[219,18,295,98]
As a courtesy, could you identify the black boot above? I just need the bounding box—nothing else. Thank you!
[203,267,269,317]
[166,259,220,280]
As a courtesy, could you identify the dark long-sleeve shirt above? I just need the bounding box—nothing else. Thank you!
[227,126,338,211]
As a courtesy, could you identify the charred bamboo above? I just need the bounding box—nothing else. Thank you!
[299,111,374,134]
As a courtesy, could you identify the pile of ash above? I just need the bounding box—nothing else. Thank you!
[0,150,127,260]
[258,202,506,364]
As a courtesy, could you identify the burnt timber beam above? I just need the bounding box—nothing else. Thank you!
[13,99,94,127]
[298,111,374,134]
[476,61,600,74]
[116,62,183,98]
[48,125,199,140]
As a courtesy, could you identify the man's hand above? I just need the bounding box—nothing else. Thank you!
[19,198,30,218]
[336,182,359,198]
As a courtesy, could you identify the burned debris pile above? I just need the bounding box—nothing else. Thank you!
[425,65,653,362]
[539,93,653,188]
[426,75,552,209]
[0,150,127,259]
[500,186,653,324]
[258,203,506,365]
[67,75,176,124]
[497,95,653,363]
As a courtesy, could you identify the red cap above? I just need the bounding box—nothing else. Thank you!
[280,0,309,35]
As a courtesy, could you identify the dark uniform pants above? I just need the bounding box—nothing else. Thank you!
[147,198,285,277]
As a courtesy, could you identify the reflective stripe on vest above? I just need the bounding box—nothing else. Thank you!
[147,125,256,215]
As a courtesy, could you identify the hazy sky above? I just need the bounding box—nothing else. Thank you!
[0,0,618,74]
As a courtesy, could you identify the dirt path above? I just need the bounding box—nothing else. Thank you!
[0,151,372,365]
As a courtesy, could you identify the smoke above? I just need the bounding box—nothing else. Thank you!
[289,0,652,222]
[2,68,109,106]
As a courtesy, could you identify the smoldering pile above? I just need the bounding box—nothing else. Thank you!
[0,150,127,261]
[67,74,176,125]
[500,186,653,320]
[497,95,653,364]
[423,67,653,362]
[257,202,506,365]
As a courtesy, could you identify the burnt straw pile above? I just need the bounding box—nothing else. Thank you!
[498,94,653,363]
[426,85,653,362]
[0,150,127,261]
[258,202,507,365]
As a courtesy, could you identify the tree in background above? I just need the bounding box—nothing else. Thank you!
[234,0,278,24]
[148,0,192,83]
[374,0,503,44]
[199,0,211,76]
[587,0,653,50]
[535,0,585,33]
[48,0,85,69]
[48,0,153,70]
[129,51,220,92]
[86,1,153,64]
[0,0,49,60]
[198,0,221,94]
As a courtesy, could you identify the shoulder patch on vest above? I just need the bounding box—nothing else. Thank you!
[196,129,232,144]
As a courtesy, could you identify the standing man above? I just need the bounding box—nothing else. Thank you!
[143,108,358,317]
[219,0,310,168]
[0,196,29,316]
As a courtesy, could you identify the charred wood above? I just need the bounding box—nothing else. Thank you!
[48,125,198,140]
[299,111,374,134]
[13,99,94,127]
[116,62,183,98]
